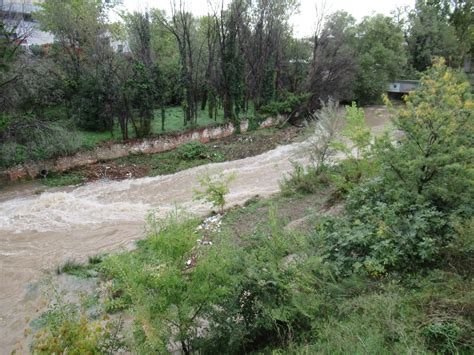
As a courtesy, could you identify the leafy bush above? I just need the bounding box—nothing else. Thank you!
[31,289,123,354]
[329,102,376,193]
[319,184,449,275]
[196,208,329,354]
[258,92,311,116]
[280,162,329,196]
[100,209,233,354]
[194,172,235,213]
[175,141,210,161]
[381,58,473,217]
[315,59,473,275]
[0,116,83,167]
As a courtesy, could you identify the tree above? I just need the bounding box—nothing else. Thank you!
[407,0,461,71]
[243,0,298,110]
[449,0,474,65]
[306,10,357,110]
[353,14,406,104]
[160,1,202,126]
[36,0,120,132]
[212,0,247,125]
[125,11,161,137]
[382,58,473,213]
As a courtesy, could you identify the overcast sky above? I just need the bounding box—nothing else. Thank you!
[117,0,415,38]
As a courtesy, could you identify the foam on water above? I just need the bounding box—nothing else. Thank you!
[0,191,151,232]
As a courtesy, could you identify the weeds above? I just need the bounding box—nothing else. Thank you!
[55,257,103,278]
[193,172,236,213]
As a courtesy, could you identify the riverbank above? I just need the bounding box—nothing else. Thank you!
[0,107,391,353]
[0,116,279,184]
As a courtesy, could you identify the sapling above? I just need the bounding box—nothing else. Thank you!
[193,172,236,213]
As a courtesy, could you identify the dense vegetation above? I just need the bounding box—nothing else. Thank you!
[31,59,473,354]
[1,0,473,167]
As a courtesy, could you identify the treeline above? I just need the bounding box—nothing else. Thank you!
[0,0,472,166]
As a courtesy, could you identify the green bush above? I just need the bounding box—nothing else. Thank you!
[196,208,329,353]
[315,60,473,276]
[100,209,233,353]
[280,162,329,196]
[318,182,449,275]
[31,290,123,354]
[175,141,210,161]
[194,172,235,213]
[0,116,83,167]
[258,92,310,116]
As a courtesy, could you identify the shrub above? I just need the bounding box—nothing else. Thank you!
[175,141,210,161]
[100,209,233,354]
[194,172,236,213]
[258,92,310,116]
[197,208,328,353]
[317,59,473,276]
[307,98,343,170]
[280,162,329,196]
[0,116,82,167]
[31,288,123,354]
[381,58,473,217]
[319,185,449,275]
[329,102,375,193]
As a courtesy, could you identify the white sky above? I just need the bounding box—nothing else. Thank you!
[116,0,415,38]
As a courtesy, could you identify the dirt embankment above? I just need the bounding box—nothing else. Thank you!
[0,117,279,183]
[76,126,301,182]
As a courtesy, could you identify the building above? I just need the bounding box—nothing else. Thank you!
[1,0,54,47]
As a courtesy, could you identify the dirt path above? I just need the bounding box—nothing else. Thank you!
[0,107,391,353]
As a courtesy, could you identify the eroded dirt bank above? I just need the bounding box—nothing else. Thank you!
[0,107,391,353]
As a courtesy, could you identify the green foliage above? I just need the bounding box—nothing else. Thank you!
[0,118,83,167]
[353,15,406,104]
[194,172,236,213]
[100,209,233,353]
[317,59,473,275]
[0,21,16,74]
[55,257,103,278]
[175,141,210,161]
[31,287,122,354]
[408,0,462,71]
[199,208,328,353]
[329,102,375,193]
[382,58,473,215]
[259,92,311,117]
[280,162,329,196]
[319,194,448,275]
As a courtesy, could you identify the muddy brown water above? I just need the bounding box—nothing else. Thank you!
[0,107,391,353]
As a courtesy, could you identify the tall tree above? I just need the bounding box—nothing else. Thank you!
[243,0,298,110]
[212,0,247,125]
[160,1,202,126]
[307,10,357,110]
[353,14,406,104]
[407,0,461,71]
[36,0,120,131]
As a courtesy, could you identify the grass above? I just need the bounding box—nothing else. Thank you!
[55,255,104,278]
[78,106,229,150]
[40,171,86,187]
[116,147,225,177]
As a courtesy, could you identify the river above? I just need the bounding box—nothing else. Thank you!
[0,107,391,353]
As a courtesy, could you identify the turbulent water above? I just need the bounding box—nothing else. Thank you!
[0,107,390,353]
[0,139,311,353]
